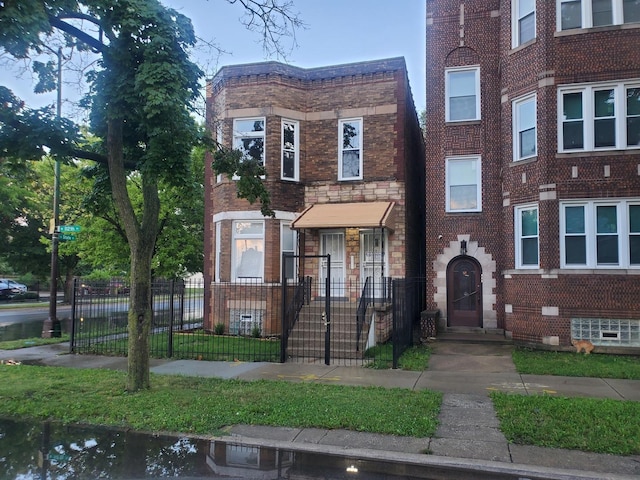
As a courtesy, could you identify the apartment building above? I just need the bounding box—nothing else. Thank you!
[425,0,640,349]
[204,58,425,341]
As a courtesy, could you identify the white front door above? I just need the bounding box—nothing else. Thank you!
[360,230,386,299]
[320,231,345,297]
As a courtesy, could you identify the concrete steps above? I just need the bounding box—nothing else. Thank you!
[286,302,368,359]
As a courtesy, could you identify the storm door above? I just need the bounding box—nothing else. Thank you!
[320,231,345,298]
[360,230,386,300]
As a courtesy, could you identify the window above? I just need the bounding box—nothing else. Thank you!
[445,67,480,122]
[558,81,640,152]
[445,156,482,213]
[232,221,264,281]
[560,200,640,268]
[515,205,539,268]
[215,221,221,282]
[513,94,537,160]
[233,118,265,166]
[338,118,363,180]
[281,222,297,280]
[558,0,640,30]
[281,119,299,181]
[513,0,536,46]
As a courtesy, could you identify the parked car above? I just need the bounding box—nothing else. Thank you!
[0,279,27,293]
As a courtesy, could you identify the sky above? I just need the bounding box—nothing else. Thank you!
[3,1,426,115]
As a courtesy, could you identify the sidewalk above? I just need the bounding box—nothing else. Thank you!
[1,340,638,479]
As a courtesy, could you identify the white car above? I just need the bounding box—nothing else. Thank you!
[0,279,27,292]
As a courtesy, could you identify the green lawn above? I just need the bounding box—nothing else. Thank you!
[0,365,441,438]
[492,392,640,455]
[513,348,640,379]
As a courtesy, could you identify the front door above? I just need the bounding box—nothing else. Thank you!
[447,257,482,327]
[320,231,345,298]
[360,230,386,299]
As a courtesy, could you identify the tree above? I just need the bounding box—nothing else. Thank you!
[0,0,301,391]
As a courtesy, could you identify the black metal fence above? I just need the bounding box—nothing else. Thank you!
[70,276,425,367]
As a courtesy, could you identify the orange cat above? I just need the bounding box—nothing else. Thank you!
[571,339,595,354]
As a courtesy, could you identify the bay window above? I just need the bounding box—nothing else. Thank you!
[559,81,640,152]
[561,200,640,268]
[515,205,539,268]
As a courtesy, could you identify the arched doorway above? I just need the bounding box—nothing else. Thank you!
[446,256,483,327]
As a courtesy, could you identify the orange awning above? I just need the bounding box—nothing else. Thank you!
[291,202,396,232]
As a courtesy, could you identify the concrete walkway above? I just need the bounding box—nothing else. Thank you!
[1,340,639,479]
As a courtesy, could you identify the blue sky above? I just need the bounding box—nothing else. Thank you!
[4,1,426,114]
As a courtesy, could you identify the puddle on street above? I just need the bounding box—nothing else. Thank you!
[0,418,535,479]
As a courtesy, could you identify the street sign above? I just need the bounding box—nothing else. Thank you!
[59,225,81,232]
[59,234,76,241]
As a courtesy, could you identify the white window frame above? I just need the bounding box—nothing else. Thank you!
[281,119,299,181]
[233,116,266,166]
[338,118,363,181]
[281,222,298,281]
[216,122,224,183]
[558,80,640,152]
[515,204,540,268]
[445,67,481,122]
[512,0,536,47]
[513,93,537,161]
[560,200,640,269]
[231,220,265,281]
[445,155,482,213]
[557,0,640,30]
[215,221,221,282]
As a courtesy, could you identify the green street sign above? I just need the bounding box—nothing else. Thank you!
[59,225,81,232]
[60,234,76,241]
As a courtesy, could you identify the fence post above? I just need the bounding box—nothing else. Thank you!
[167,280,174,358]
[324,254,331,366]
[280,254,288,363]
[69,278,77,353]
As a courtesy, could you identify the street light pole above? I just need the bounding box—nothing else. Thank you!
[42,46,63,338]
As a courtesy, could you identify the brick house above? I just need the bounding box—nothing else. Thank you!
[425,0,640,349]
[204,58,425,345]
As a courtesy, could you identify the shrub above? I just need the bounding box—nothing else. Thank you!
[251,325,262,338]
[214,323,225,335]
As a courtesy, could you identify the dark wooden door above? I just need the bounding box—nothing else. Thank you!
[447,257,482,327]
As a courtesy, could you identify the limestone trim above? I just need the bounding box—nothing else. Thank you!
[432,234,497,328]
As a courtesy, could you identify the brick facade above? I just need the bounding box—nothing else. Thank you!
[205,59,425,335]
[426,1,640,349]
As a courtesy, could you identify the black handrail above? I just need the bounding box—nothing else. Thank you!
[355,277,371,352]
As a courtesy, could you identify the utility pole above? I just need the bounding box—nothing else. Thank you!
[42,46,63,338]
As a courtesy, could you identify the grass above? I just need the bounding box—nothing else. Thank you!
[492,392,640,455]
[513,348,640,379]
[364,343,431,370]
[0,364,441,438]
[79,332,282,362]
[0,335,69,350]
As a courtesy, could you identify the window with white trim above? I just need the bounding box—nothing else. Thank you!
[513,0,536,46]
[215,221,221,282]
[513,94,537,160]
[338,118,363,180]
[515,205,539,268]
[281,119,299,181]
[281,222,297,280]
[560,200,640,268]
[558,0,640,30]
[559,81,640,152]
[233,118,265,166]
[232,220,264,281]
[445,156,482,213]
[445,67,480,122]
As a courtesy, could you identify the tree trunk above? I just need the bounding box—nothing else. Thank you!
[107,119,160,391]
